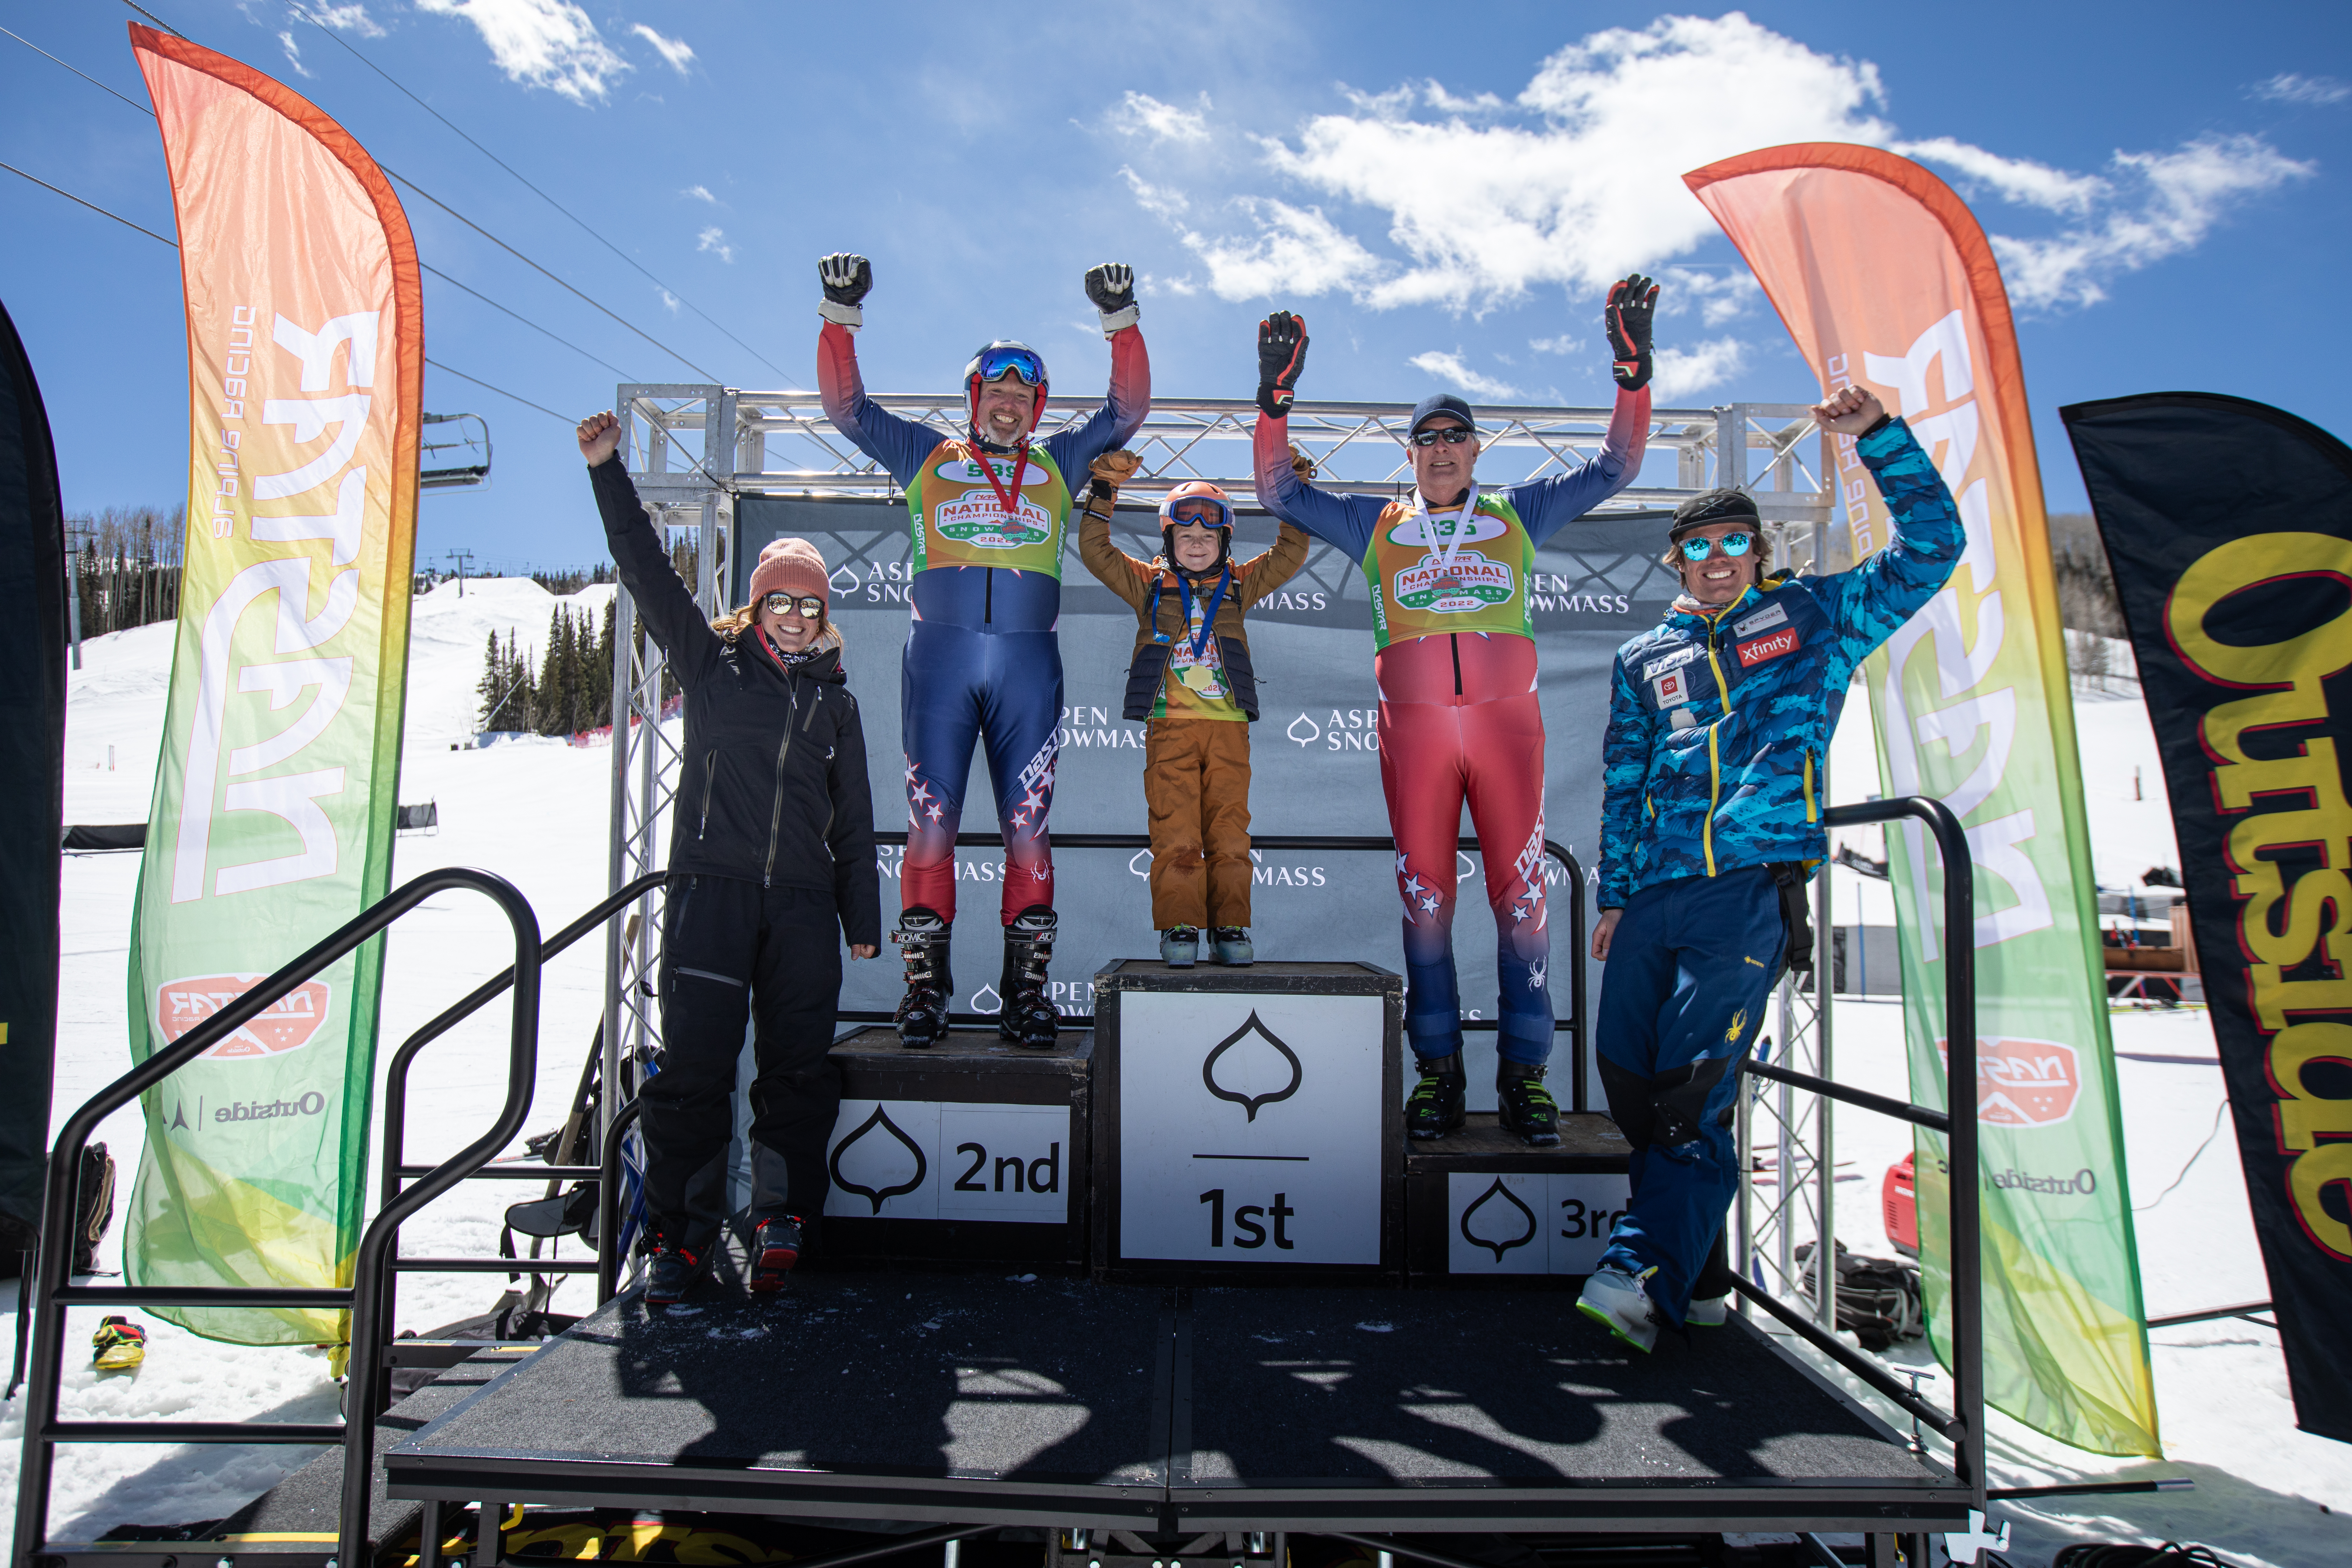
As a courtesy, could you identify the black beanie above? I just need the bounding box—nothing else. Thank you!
[1668,487,1761,539]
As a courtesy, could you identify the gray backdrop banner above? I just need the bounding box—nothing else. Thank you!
[734,495,1679,1105]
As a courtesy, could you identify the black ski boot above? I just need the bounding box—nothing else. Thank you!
[748,1215,805,1294]
[998,905,1061,1050]
[892,908,952,1048]
[644,1239,708,1307]
[1497,1060,1562,1147]
[1405,1052,1467,1140]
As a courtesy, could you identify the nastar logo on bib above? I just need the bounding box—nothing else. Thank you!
[1394,553,1514,613]
[933,493,1055,548]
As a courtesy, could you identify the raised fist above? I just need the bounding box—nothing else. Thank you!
[1604,273,1658,392]
[1090,448,1143,488]
[1086,263,1139,335]
[1257,311,1309,418]
[819,253,871,327]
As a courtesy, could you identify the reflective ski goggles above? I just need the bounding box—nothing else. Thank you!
[1166,497,1232,530]
[971,345,1048,386]
[1677,531,1754,561]
[1408,425,1477,447]
[761,592,826,619]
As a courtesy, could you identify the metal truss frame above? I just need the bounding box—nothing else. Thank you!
[595,384,1840,1201]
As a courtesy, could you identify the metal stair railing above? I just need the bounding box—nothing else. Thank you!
[12,867,544,1568]
[1727,795,1986,1516]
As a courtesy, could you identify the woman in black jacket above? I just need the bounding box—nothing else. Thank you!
[579,412,881,1304]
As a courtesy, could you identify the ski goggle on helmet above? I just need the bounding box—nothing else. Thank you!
[1160,482,1235,572]
[964,341,1050,436]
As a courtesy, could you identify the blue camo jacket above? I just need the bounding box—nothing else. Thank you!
[1597,418,1962,908]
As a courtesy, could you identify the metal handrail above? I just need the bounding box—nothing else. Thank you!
[855,831,1591,1101]
[1731,795,1982,1508]
[9,867,542,1568]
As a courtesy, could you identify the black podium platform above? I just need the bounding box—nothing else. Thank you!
[384,1273,1969,1536]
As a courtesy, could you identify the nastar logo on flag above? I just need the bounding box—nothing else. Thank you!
[158,975,334,1061]
[1940,1036,2082,1128]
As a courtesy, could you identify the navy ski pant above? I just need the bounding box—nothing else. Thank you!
[1594,866,1785,1325]
[642,875,843,1253]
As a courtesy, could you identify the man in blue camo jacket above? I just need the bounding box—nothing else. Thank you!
[1577,383,1963,1352]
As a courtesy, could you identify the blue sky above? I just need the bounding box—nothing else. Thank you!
[4,1,2347,574]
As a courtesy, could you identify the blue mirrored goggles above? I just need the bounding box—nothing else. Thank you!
[1677,531,1754,561]
[971,346,1047,386]
[1164,497,1233,531]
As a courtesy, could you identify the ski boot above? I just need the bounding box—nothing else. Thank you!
[1496,1060,1562,1147]
[1577,1264,1661,1353]
[1210,926,1254,966]
[1160,926,1199,967]
[1686,1295,1729,1326]
[644,1240,708,1307]
[892,908,952,1048]
[1404,1052,1466,1140]
[748,1215,805,1294]
[91,1315,145,1373]
[999,905,1061,1050]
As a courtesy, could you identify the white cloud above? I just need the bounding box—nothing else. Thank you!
[1119,167,1190,222]
[1659,266,1762,327]
[1892,136,2105,215]
[658,288,680,314]
[1408,351,1518,400]
[307,5,386,38]
[2255,73,2351,106]
[414,0,629,106]
[697,226,735,264]
[277,32,313,77]
[1991,134,2314,307]
[680,184,717,204]
[1108,91,1211,144]
[1118,12,2311,319]
[631,22,694,75]
[1143,271,1198,298]
[1650,337,1749,401]
[1183,199,1384,302]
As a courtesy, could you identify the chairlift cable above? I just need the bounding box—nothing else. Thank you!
[292,5,795,383]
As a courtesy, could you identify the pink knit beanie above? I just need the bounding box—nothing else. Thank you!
[748,537,829,608]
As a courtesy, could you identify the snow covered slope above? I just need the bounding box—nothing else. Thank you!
[6,595,2348,1564]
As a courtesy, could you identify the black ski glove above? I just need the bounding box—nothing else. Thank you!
[819,253,872,327]
[1085,263,1139,335]
[1605,273,1658,391]
[1257,311,1309,418]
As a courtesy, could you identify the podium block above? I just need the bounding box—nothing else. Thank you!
[1090,960,1403,1284]
[817,1026,1091,1268]
[1404,1113,1632,1286]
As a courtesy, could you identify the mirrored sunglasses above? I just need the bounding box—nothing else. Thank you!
[762,593,825,619]
[1408,425,1477,447]
[974,346,1047,386]
[1678,532,1754,562]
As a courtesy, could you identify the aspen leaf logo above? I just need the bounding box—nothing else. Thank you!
[828,1105,928,1213]
[1200,1010,1303,1122]
[1459,1178,1539,1262]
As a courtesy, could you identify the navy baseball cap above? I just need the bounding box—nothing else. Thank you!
[1408,393,1477,436]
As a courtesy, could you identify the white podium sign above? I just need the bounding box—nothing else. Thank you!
[823,1099,1071,1224]
[1116,991,1387,1266]
[1444,1171,1632,1275]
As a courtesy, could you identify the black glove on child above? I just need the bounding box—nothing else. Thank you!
[819,253,872,327]
[1257,311,1309,418]
[1605,273,1658,392]
[1086,263,1138,335]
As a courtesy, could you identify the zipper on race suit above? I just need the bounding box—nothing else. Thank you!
[1804,747,1817,823]
[1702,617,1731,877]
[1451,633,1463,698]
[984,567,993,626]
[697,750,716,841]
[763,681,801,886]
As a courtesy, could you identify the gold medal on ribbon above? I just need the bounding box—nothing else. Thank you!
[1180,663,1220,694]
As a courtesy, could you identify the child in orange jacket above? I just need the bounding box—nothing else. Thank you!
[1077,450,1309,965]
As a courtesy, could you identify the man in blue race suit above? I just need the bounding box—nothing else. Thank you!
[1578,383,1962,1352]
[815,253,1148,1048]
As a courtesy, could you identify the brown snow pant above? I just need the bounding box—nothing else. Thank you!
[1144,718,1254,930]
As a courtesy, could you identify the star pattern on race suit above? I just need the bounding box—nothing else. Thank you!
[1511,901,1534,923]
[1418,894,1442,915]
[925,802,945,823]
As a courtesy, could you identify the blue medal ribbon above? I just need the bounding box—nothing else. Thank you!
[1176,567,1231,665]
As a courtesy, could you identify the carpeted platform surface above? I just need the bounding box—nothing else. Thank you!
[1177,1288,1932,1486]
[400,1274,1169,1485]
